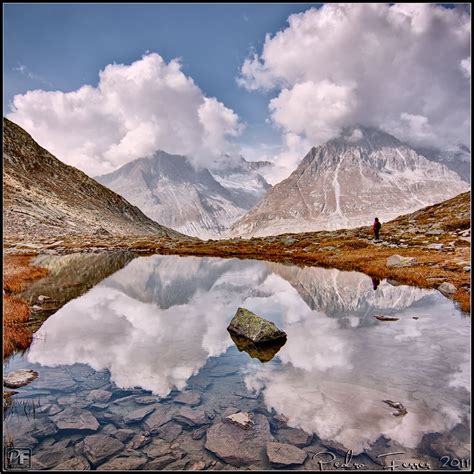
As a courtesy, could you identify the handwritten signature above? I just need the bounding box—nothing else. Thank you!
[309,448,454,471]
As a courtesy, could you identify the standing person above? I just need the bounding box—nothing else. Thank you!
[373,217,381,240]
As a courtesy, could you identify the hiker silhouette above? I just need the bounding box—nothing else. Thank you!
[373,217,381,240]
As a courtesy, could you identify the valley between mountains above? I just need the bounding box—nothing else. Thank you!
[3,117,471,320]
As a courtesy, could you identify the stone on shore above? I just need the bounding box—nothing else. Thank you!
[438,282,457,297]
[3,369,38,388]
[386,255,416,268]
[227,307,287,344]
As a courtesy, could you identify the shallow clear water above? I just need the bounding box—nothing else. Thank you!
[3,254,471,470]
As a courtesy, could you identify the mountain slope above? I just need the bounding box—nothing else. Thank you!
[415,145,471,184]
[3,118,183,241]
[96,152,270,239]
[228,127,470,238]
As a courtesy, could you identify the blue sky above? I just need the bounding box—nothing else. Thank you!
[3,3,320,146]
[3,4,469,182]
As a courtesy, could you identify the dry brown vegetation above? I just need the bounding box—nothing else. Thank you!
[3,255,48,358]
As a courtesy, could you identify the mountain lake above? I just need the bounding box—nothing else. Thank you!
[3,253,471,470]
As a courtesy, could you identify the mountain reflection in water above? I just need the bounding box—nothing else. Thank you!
[20,255,470,458]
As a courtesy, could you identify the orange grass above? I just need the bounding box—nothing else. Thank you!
[3,255,48,358]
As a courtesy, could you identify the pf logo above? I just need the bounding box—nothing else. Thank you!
[4,448,32,470]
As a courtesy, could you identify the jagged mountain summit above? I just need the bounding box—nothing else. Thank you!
[228,126,470,238]
[3,118,183,242]
[96,152,271,239]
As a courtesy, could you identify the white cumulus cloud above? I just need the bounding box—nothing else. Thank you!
[7,53,243,176]
[239,3,470,180]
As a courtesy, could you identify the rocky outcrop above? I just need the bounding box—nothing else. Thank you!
[227,307,287,344]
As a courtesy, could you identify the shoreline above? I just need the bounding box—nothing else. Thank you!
[3,232,470,319]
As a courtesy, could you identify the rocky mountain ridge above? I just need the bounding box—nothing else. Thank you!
[228,127,470,238]
[96,152,270,239]
[3,118,184,242]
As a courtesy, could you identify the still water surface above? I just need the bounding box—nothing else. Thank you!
[4,254,470,470]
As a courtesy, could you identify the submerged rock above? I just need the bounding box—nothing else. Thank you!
[52,456,90,470]
[114,429,136,443]
[86,389,112,404]
[174,390,201,406]
[275,427,313,448]
[124,405,155,424]
[266,442,307,467]
[173,407,208,427]
[143,406,177,433]
[128,432,152,449]
[142,438,172,458]
[224,412,254,430]
[3,369,38,388]
[205,414,274,466]
[82,434,124,466]
[97,456,147,470]
[374,315,399,322]
[52,408,100,432]
[382,400,408,417]
[144,455,175,470]
[227,307,287,344]
[158,422,182,442]
[192,427,207,440]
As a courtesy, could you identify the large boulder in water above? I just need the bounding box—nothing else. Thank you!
[227,307,287,344]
